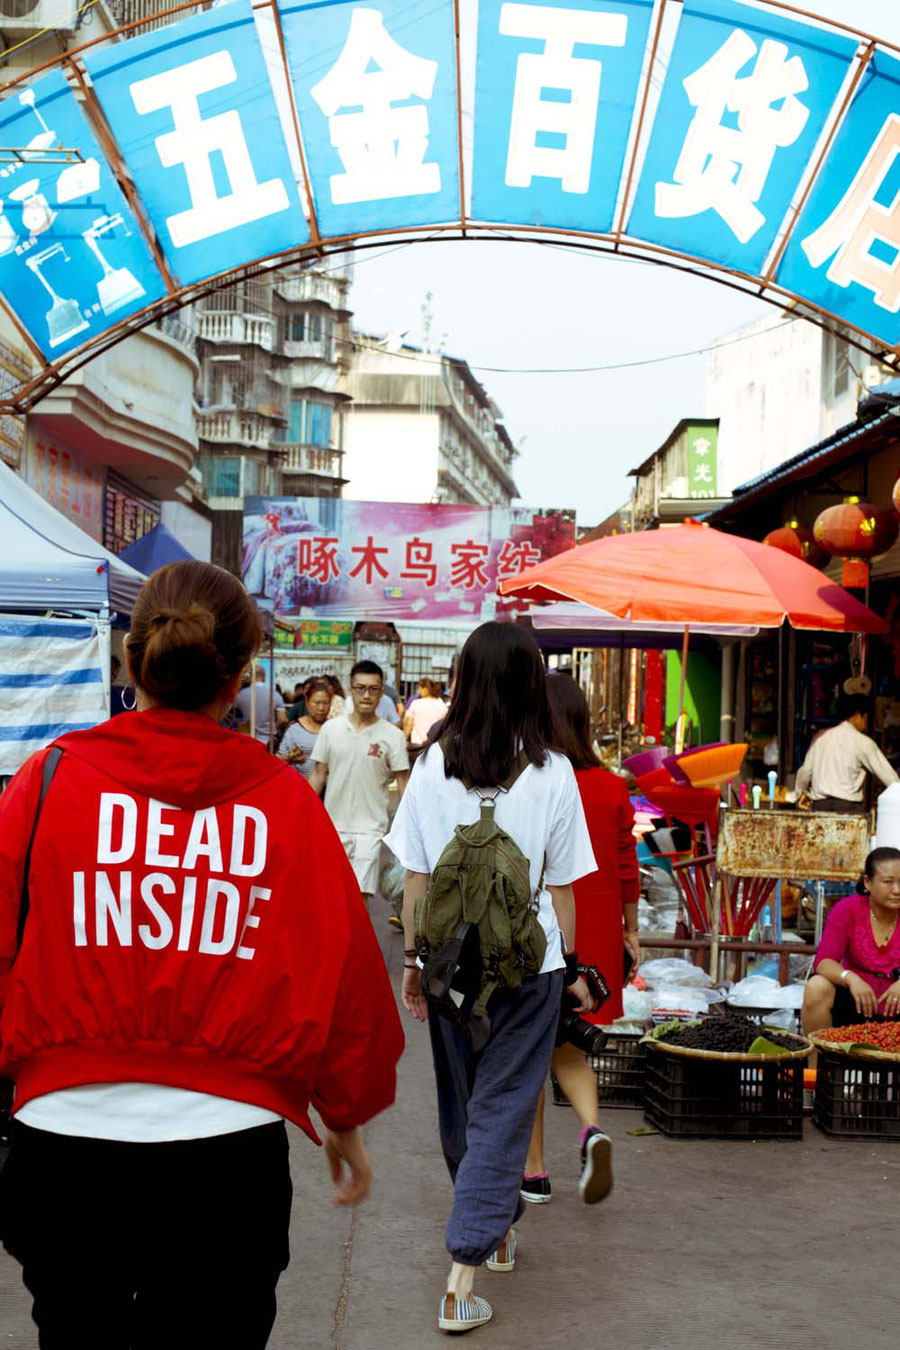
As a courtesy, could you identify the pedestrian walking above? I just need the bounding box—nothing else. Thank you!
[234,664,287,748]
[403,679,448,748]
[278,677,332,779]
[325,674,346,720]
[796,693,897,813]
[386,621,597,1335]
[0,561,403,1349]
[523,673,640,1207]
[309,660,409,910]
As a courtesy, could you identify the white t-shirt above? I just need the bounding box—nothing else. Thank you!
[406,696,448,747]
[17,1084,281,1142]
[384,744,596,975]
[314,714,409,835]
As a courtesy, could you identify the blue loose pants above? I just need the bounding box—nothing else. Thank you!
[428,970,563,1266]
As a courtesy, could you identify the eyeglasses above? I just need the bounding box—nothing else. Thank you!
[350,684,382,698]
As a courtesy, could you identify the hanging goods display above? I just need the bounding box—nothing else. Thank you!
[813,497,899,589]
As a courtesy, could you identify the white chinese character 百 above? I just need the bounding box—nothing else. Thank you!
[802,113,900,313]
[501,3,627,195]
[655,29,809,243]
[130,51,290,248]
[311,7,441,205]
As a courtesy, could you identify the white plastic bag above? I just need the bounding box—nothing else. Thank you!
[640,957,714,989]
[621,984,653,1023]
[652,985,711,1014]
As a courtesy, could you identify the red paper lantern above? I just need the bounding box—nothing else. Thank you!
[762,518,825,568]
[813,497,899,587]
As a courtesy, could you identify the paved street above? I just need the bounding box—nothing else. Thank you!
[1,908,897,1349]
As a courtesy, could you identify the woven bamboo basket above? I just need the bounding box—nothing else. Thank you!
[808,1031,900,1063]
[647,1032,812,1064]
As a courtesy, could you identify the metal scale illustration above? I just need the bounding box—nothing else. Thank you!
[0,88,145,348]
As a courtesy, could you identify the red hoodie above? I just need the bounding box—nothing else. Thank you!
[0,709,404,1141]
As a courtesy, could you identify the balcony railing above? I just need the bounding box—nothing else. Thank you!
[198,311,276,351]
[197,410,278,449]
[106,0,208,33]
[275,274,345,308]
[155,313,197,358]
[276,442,343,477]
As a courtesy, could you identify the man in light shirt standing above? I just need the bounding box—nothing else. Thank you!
[309,660,409,914]
[796,695,898,814]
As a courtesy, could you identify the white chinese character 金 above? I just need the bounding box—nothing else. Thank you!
[501,3,627,194]
[130,51,290,248]
[655,29,809,243]
[311,8,441,205]
[693,462,713,484]
[802,113,900,313]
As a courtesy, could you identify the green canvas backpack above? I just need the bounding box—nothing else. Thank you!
[414,751,547,1022]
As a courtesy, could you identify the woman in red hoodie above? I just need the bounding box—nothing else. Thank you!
[0,561,403,1348]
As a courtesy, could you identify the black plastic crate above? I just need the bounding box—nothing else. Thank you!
[644,1044,805,1139]
[814,1050,900,1140]
[590,1034,647,1108]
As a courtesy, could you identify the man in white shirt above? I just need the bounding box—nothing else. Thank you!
[796,695,898,813]
[309,660,409,908]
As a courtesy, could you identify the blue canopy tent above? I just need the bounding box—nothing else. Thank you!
[119,521,194,574]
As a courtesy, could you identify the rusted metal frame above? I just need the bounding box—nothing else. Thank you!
[453,0,466,233]
[263,0,322,249]
[614,0,668,246]
[4,221,898,410]
[0,291,45,366]
[761,41,877,291]
[0,146,84,163]
[64,57,178,294]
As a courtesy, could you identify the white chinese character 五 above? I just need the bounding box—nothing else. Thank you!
[655,29,809,243]
[130,51,290,248]
[802,113,900,314]
[311,7,441,205]
[501,3,627,195]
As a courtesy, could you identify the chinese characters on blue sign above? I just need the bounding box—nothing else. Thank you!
[4,0,900,358]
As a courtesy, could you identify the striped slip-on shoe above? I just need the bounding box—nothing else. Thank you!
[438,1292,493,1333]
[485,1227,517,1272]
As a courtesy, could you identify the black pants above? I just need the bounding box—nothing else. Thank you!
[0,1119,292,1349]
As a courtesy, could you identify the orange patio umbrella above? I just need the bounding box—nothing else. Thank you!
[498,519,888,746]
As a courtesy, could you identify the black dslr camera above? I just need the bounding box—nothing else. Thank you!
[556,963,610,1055]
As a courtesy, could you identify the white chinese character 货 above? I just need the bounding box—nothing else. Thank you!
[655,29,809,243]
[311,8,441,205]
[692,436,712,457]
[802,113,900,313]
[130,51,290,248]
[501,3,627,195]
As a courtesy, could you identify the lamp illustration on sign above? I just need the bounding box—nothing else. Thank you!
[9,179,56,237]
[18,89,56,158]
[25,242,88,347]
[83,214,145,314]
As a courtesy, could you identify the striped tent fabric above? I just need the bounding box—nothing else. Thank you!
[0,617,109,777]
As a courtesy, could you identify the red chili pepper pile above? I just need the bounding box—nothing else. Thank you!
[817,1022,900,1052]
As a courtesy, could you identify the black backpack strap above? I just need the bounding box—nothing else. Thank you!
[16,745,63,953]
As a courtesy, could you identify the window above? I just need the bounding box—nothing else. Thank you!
[289,314,305,342]
[287,399,333,446]
[202,456,241,498]
[308,313,322,343]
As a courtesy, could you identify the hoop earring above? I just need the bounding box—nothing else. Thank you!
[120,685,137,712]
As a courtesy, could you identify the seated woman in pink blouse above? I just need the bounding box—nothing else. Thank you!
[803,847,900,1032]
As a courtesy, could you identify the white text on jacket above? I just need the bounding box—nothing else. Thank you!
[71,795,272,959]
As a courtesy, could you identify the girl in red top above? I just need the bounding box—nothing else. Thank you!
[0,561,403,1349]
[523,675,640,1205]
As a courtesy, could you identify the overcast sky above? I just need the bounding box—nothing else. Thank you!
[348,0,900,528]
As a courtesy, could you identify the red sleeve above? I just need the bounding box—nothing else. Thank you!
[0,748,52,1016]
[815,897,854,971]
[615,780,640,907]
[310,826,405,1133]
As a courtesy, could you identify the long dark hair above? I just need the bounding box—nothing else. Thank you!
[437,622,552,786]
[546,674,601,771]
[859,846,900,893]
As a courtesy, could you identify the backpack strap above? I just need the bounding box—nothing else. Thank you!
[16,745,63,953]
[452,747,530,797]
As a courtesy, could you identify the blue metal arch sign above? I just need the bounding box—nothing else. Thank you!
[1,0,899,408]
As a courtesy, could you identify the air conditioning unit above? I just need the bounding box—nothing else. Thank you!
[0,0,77,30]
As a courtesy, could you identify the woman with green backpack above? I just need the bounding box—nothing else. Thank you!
[386,622,597,1335]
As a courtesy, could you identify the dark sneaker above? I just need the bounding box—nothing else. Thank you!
[520,1173,551,1204]
[579,1127,613,1205]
